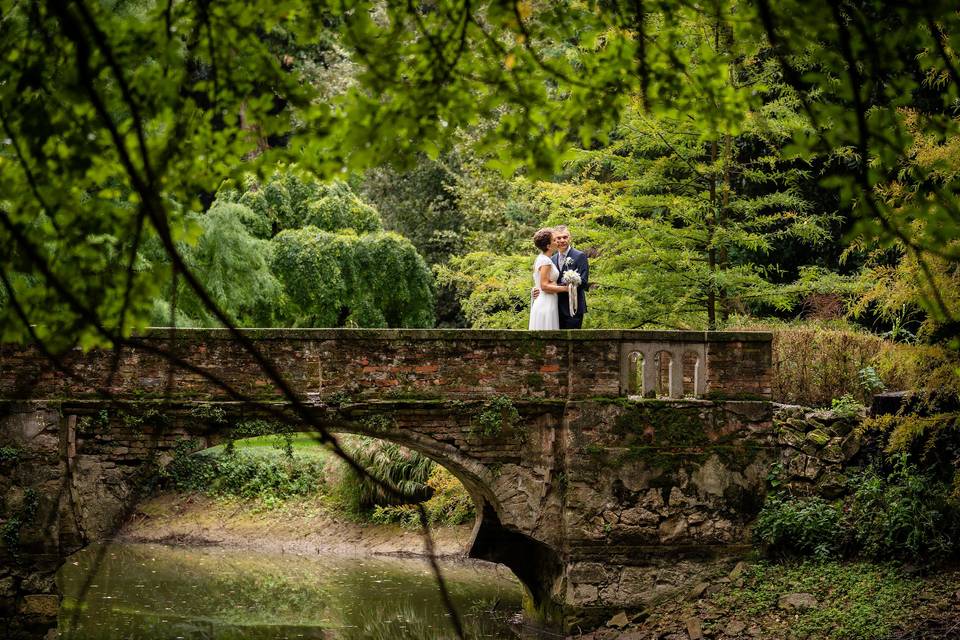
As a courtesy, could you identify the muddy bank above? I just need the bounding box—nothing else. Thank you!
[118,492,475,558]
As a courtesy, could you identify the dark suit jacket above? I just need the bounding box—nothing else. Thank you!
[553,247,589,320]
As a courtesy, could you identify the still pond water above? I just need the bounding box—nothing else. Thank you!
[57,543,524,639]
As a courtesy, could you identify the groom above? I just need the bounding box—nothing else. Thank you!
[533,225,589,328]
[552,226,589,328]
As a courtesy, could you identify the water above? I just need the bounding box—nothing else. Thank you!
[57,542,524,639]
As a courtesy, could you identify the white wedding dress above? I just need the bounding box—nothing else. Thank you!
[529,254,560,330]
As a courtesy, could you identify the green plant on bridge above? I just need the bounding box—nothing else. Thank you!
[77,409,110,435]
[120,405,171,432]
[0,487,39,555]
[472,396,520,438]
[361,414,394,434]
[0,447,21,464]
[189,404,228,425]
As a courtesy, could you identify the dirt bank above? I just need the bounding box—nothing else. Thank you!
[118,492,474,558]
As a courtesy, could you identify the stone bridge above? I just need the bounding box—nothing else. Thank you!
[0,329,774,634]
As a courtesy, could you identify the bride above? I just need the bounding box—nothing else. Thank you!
[529,227,570,330]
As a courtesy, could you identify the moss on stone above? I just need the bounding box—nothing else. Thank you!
[525,373,546,389]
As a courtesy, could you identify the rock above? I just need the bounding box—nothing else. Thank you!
[775,426,805,448]
[621,506,661,527]
[20,594,59,617]
[689,581,710,599]
[786,453,808,477]
[691,455,732,498]
[571,583,600,604]
[774,404,805,420]
[569,562,609,583]
[685,616,704,639]
[804,409,838,425]
[606,611,630,628]
[816,472,848,498]
[826,418,855,437]
[778,592,818,611]
[802,457,823,480]
[728,561,747,580]
[804,429,830,447]
[724,620,747,636]
[0,576,15,598]
[841,431,861,460]
[786,417,810,432]
[746,625,763,636]
[659,515,689,543]
[821,440,844,463]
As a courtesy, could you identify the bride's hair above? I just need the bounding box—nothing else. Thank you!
[533,228,553,251]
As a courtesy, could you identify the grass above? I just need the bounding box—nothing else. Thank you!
[713,560,923,640]
[201,432,330,457]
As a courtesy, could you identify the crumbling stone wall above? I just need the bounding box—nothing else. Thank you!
[771,404,865,498]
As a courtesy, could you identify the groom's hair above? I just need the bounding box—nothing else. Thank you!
[533,228,553,251]
[554,224,569,234]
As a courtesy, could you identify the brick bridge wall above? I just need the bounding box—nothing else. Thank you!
[0,329,773,634]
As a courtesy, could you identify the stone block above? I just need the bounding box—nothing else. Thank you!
[776,426,804,448]
[569,562,609,583]
[571,583,600,605]
[658,515,688,543]
[620,506,660,527]
[20,594,59,617]
[805,429,830,447]
[841,432,861,460]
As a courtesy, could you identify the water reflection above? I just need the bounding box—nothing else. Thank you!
[58,542,522,639]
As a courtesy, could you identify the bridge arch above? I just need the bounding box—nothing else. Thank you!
[59,399,569,622]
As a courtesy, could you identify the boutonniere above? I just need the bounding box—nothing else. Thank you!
[563,257,575,268]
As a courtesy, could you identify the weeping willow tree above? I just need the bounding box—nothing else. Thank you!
[151,169,435,328]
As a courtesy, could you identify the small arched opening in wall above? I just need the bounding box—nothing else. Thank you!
[683,350,700,397]
[654,350,673,398]
[626,351,646,397]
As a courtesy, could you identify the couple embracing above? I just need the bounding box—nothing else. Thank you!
[529,225,589,330]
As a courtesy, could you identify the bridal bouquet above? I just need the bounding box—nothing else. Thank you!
[561,269,582,315]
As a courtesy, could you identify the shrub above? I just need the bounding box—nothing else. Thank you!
[831,394,865,419]
[164,446,326,504]
[331,436,435,514]
[473,396,520,438]
[849,457,959,562]
[370,466,475,528]
[756,457,960,564]
[753,495,846,560]
[728,320,948,406]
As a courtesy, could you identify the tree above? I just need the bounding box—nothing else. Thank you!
[168,204,283,328]
[3,0,960,346]
[271,227,435,328]
[215,169,434,328]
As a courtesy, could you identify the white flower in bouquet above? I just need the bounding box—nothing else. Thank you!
[561,270,582,286]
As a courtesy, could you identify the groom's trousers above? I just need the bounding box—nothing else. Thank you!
[560,315,583,329]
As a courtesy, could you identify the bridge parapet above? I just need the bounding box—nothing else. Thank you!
[0,329,772,402]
